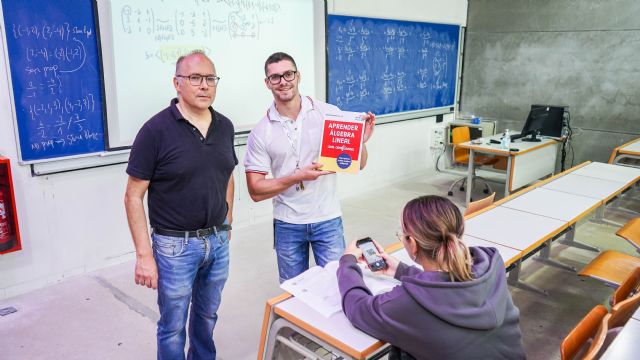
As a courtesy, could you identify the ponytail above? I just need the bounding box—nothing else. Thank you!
[434,233,473,282]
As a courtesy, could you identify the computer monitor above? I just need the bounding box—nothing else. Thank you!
[520,105,565,142]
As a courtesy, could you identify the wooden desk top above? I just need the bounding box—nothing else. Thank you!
[620,137,640,155]
[274,297,383,358]
[600,318,640,360]
[541,173,630,200]
[464,206,567,253]
[457,134,558,156]
[571,162,640,184]
[499,187,602,222]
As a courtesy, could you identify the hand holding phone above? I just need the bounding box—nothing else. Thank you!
[356,237,387,271]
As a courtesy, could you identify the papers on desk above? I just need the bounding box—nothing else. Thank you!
[281,260,400,317]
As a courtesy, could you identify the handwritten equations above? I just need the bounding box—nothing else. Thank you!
[2,0,105,161]
[116,0,283,64]
[102,0,315,148]
[327,15,460,116]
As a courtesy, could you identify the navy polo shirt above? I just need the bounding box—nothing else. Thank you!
[127,98,238,231]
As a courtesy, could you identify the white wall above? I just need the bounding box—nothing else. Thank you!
[0,0,467,299]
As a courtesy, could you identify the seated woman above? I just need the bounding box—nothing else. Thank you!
[337,195,525,360]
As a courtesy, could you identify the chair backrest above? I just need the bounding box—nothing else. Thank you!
[616,217,640,252]
[560,305,608,360]
[464,192,496,216]
[612,266,640,307]
[582,313,611,360]
[609,292,640,329]
[452,126,471,162]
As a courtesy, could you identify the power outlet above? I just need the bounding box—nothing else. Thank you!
[431,127,445,150]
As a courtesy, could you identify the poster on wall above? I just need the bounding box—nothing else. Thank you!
[318,111,365,174]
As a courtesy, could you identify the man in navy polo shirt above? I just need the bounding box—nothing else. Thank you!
[124,50,237,359]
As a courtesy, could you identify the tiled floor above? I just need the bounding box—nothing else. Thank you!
[0,171,638,359]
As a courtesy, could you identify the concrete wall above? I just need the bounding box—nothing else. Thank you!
[0,0,467,299]
[461,0,640,164]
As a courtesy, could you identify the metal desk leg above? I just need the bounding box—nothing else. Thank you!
[466,150,474,205]
[608,195,638,215]
[504,155,512,197]
[558,224,599,252]
[507,259,548,296]
[534,239,576,272]
[590,204,623,227]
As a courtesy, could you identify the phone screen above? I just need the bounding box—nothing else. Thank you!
[357,238,387,271]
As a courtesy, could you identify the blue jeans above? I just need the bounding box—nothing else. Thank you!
[274,216,345,283]
[152,226,230,360]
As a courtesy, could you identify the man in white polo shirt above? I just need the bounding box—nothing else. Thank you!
[244,52,375,283]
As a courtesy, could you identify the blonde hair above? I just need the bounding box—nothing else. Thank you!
[401,195,473,282]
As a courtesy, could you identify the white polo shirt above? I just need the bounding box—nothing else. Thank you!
[244,96,342,224]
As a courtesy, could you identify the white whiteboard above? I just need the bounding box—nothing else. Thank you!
[97,0,318,149]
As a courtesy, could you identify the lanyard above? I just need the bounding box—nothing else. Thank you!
[266,97,316,191]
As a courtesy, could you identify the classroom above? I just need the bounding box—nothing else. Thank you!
[0,0,639,359]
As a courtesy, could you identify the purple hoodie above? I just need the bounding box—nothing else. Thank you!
[337,246,525,360]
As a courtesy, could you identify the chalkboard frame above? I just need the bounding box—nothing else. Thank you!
[324,13,463,124]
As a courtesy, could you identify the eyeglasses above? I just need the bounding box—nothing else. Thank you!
[266,70,297,85]
[176,74,220,87]
[396,229,409,242]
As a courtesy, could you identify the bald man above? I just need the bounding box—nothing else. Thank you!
[125,50,237,359]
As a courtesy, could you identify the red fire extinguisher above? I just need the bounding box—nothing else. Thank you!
[0,187,14,251]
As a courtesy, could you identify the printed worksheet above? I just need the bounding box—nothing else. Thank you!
[281,261,400,317]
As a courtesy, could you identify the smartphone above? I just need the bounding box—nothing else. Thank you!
[356,237,387,271]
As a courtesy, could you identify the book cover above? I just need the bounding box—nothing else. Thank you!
[318,111,366,174]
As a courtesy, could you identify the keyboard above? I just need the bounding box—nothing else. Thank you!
[510,133,524,141]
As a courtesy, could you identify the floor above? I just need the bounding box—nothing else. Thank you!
[0,170,638,360]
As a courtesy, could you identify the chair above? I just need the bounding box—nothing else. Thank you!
[579,218,640,288]
[447,127,498,197]
[464,192,496,216]
[616,217,640,253]
[609,292,640,329]
[560,305,608,360]
[578,251,640,287]
[582,312,611,360]
[611,267,640,307]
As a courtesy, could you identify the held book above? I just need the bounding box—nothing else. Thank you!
[280,260,400,318]
[317,111,366,174]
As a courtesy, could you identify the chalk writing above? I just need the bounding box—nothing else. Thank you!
[328,15,459,115]
[2,0,105,160]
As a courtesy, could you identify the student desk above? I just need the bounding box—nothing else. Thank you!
[261,295,385,359]
[499,187,601,223]
[541,173,631,201]
[571,161,640,186]
[457,133,559,204]
[258,239,520,360]
[464,206,569,294]
[498,186,603,257]
[600,317,640,360]
[541,162,640,230]
[609,137,640,167]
